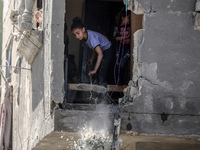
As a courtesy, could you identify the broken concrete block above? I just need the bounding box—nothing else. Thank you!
[133,0,145,14]
[130,86,139,98]
[194,13,200,30]
[132,29,144,82]
[196,1,200,11]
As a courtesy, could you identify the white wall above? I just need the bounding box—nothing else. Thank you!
[3,0,11,20]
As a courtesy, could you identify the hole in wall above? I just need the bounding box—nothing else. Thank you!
[63,0,143,106]
[161,112,169,123]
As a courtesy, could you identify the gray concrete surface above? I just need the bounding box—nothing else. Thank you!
[2,0,200,149]
[124,0,200,136]
[33,131,200,150]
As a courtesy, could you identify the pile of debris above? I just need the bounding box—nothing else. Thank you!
[75,127,111,150]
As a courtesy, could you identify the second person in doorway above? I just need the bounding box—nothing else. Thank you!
[71,17,112,88]
[113,10,131,85]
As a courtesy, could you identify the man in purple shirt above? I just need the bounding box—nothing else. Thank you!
[71,17,113,88]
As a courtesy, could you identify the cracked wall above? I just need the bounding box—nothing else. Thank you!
[123,0,200,136]
[4,0,66,149]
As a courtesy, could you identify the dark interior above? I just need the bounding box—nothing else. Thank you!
[64,0,132,104]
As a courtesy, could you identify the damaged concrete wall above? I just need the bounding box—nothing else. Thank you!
[123,0,200,136]
[11,0,52,149]
[1,0,65,149]
[49,0,65,103]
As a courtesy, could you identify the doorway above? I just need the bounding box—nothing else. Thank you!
[64,0,143,104]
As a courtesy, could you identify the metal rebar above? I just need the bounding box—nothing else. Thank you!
[12,24,40,49]
[0,65,31,71]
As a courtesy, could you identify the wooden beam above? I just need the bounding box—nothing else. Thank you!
[107,84,128,92]
[68,83,127,92]
[69,83,107,93]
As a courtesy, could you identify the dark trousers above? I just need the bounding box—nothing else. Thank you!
[116,47,130,84]
[98,47,113,87]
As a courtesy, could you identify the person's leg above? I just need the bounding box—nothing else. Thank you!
[116,46,121,65]
[98,47,113,87]
[119,48,130,84]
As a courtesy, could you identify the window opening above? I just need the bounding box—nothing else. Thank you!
[37,0,42,9]
[34,0,43,29]
[6,43,12,83]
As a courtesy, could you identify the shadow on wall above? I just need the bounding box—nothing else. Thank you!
[31,53,45,111]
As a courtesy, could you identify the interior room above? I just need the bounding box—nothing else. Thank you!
[64,0,143,104]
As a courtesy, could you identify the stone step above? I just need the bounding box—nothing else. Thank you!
[33,131,200,150]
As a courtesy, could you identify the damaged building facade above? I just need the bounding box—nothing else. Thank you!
[1,0,200,149]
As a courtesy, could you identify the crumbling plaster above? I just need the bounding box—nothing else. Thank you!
[123,0,200,136]
[10,0,65,149]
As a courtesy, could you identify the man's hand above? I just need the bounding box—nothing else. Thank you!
[88,69,97,76]
[87,59,93,66]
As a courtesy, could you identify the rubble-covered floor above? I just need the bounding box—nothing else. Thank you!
[33,131,200,150]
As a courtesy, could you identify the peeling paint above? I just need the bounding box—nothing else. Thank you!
[144,95,153,112]
[133,0,145,14]
[165,97,174,109]
[180,81,193,95]
[132,29,144,83]
[168,10,181,15]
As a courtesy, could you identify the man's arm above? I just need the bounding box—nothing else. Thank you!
[88,46,103,76]
[87,51,96,66]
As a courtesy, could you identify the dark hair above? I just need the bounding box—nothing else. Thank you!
[71,17,85,31]
[116,9,131,26]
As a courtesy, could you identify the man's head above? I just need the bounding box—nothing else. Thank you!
[35,11,42,23]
